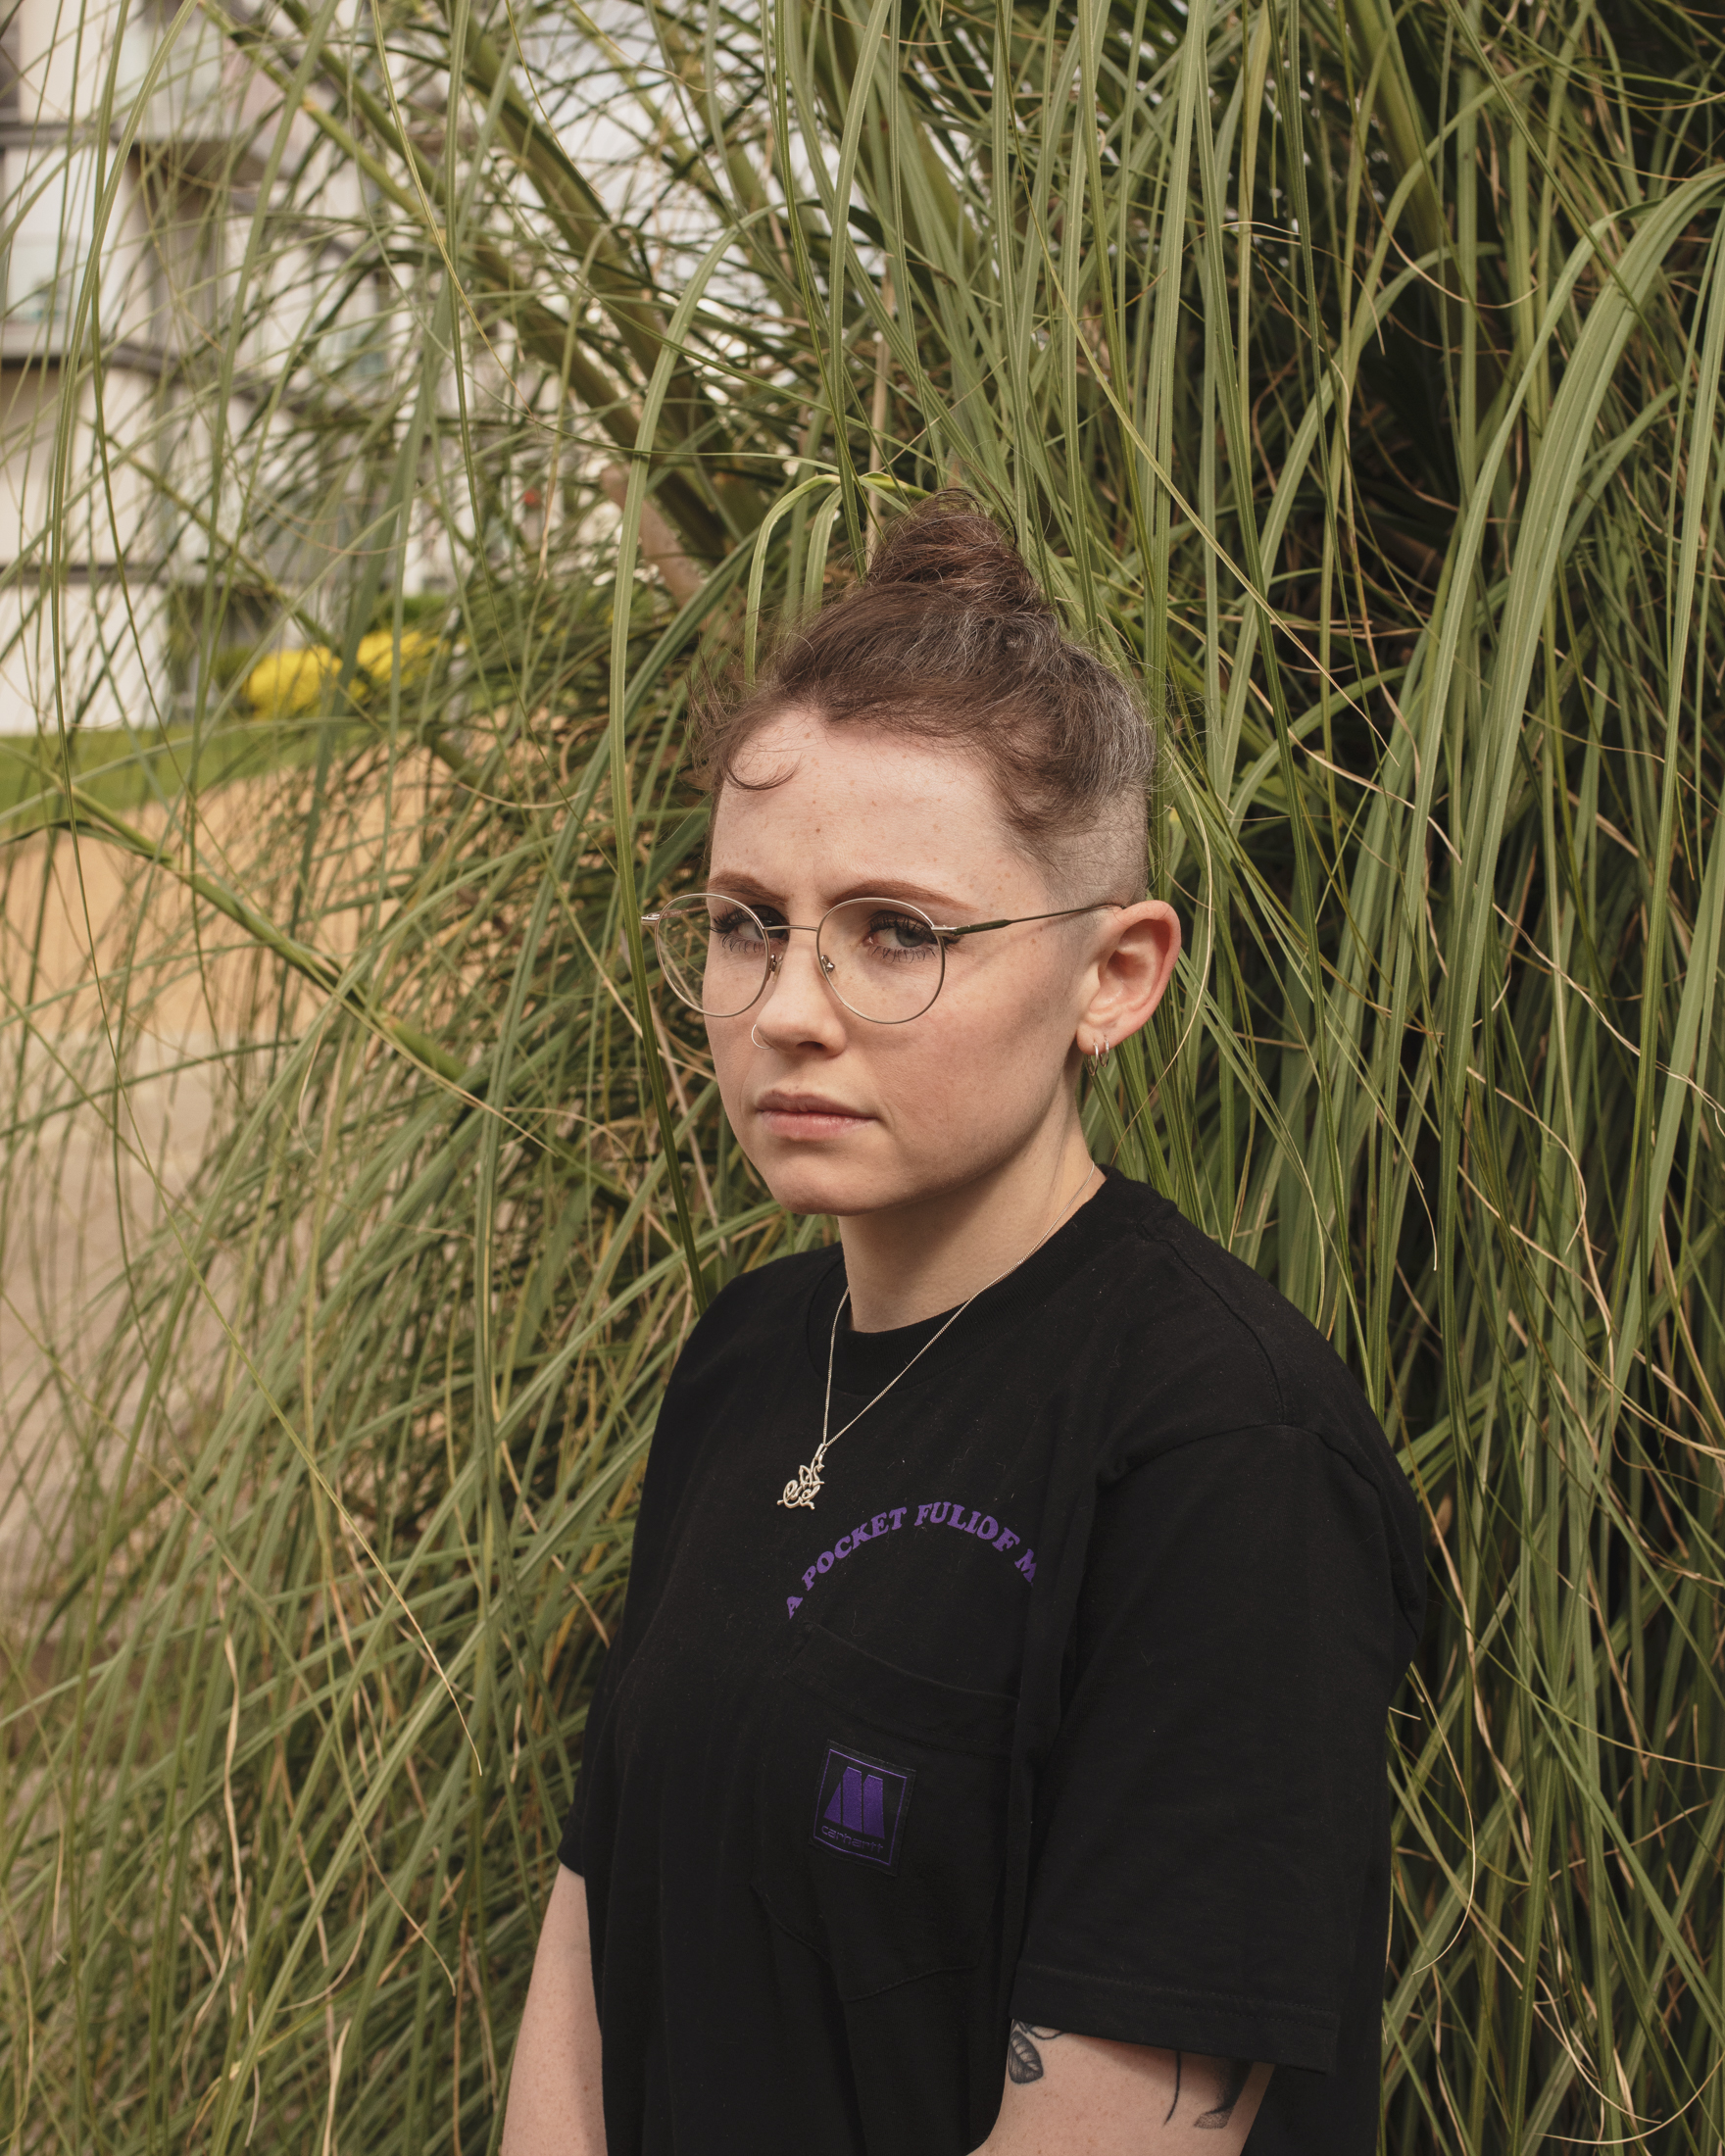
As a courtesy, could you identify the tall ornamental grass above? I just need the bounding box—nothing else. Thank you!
[1,0,1722,2148]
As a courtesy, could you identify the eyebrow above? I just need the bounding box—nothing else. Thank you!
[707,870,975,919]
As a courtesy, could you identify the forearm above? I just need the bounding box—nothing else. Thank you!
[501,1865,607,2156]
[972,2025,1269,2155]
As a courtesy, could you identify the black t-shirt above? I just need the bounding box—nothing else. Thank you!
[560,1170,1425,2155]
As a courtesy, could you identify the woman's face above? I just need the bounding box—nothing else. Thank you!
[703,709,1169,1223]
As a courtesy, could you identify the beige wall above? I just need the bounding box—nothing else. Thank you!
[1,758,435,1607]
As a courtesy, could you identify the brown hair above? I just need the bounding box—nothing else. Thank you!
[692,493,1157,899]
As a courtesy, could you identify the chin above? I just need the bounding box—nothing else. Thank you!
[755,1157,881,1219]
[748,1139,976,1224]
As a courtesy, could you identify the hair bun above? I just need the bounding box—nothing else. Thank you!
[864,490,1051,617]
[695,481,1154,902]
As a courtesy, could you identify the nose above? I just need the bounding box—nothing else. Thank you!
[752,927,846,1053]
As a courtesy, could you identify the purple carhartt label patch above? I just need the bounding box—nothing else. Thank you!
[812,1743,913,1871]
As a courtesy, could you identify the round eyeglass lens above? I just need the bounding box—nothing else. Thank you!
[651,894,772,1017]
[816,898,947,1023]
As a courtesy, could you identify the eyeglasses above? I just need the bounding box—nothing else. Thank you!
[641,891,1120,1026]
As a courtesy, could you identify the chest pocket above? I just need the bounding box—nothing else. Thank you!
[750,1621,1017,2002]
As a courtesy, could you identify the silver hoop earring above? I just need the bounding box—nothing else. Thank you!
[751,1023,766,1049]
[1089,1034,1111,1074]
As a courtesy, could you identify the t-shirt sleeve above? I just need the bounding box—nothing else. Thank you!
[558,1785,585,1873]
[1011,1423,1408,2072]
[557,1635,619,1875]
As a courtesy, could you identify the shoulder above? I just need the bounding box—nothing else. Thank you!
[1092,1181,1426,1647]
[650,1243,837,1453]
[673,1244,837,1371]
[1087,1179,1359,1439]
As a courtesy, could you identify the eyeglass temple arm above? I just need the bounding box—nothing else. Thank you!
[937,902,1124,939]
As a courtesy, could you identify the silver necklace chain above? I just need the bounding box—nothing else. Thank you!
[777,1163,1101,1512]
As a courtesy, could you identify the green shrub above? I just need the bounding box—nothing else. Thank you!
[2,1,1721,2150]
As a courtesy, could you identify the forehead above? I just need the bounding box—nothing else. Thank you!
[711,710,1016,877]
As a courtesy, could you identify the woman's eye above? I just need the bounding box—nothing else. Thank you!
[711,909,769,951]
[867,911,938,956]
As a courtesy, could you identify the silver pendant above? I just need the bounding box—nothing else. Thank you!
[779,1462,822,1509]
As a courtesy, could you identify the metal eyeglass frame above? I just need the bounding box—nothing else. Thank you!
[640,891,1124,1025]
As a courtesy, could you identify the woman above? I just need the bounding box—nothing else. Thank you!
[503,496,1425,2155]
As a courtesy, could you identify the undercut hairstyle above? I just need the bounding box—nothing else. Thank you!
[691,493,1158,901]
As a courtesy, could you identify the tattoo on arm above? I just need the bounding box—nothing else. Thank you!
[1006,2023,1064,2084]
[1195,2058,1253,2130]
[1009,2028,1257,2129]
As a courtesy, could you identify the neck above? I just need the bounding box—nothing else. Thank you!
[836,1118,1100,1333]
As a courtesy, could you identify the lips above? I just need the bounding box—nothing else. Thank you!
[754,1090,872,1136]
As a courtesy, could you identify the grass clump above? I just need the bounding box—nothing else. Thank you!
[1,0,1723,2150]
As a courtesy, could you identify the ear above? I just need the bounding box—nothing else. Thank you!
[1076,901,1181,1056]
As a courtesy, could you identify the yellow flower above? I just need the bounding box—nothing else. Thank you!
[356,628,439,690]
[243,646,338,717]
